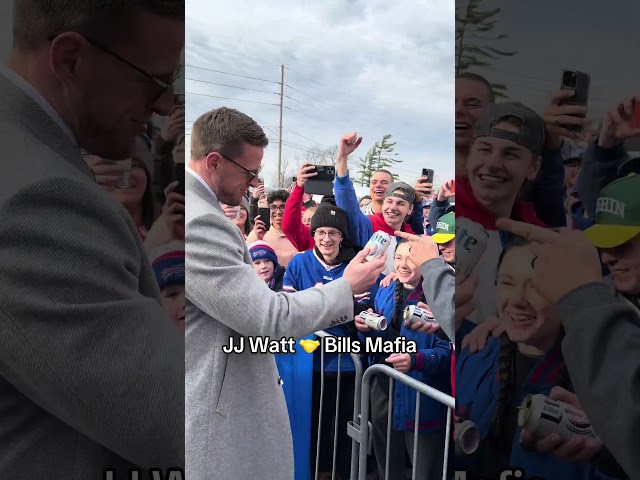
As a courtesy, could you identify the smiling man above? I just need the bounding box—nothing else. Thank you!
[457,102,547,325]
[431,212,455,266]
[584,173,640,311]
[0,0,185,476]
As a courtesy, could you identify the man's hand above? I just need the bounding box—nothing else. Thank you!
[544,90,589,148]
[163,181,185,240]
[251,215,268,240]
[455,272,477,332]
[521,387,603,463]
[354,308,372,333]
[405,301,440,334]
[598,96,640,149]
[252,183,265,200]
[460,315,503,353]
[414,177,433,202]
[385,353,412,373]
[257,194,269,208]
[437,179,455,202]
[394,231,440,267]
[160,107,185,143]
[296,163,318,188]
[379,272,397,289]
[338,132,363,158]
[343,247,387,295]
[83,154,127,192]
[220,203,241,220]
[495,219,602,304]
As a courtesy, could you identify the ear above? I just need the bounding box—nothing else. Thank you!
[527,154,542,181]
[49,32,87,85]
[204,152,222,172]
[407,203,414,215]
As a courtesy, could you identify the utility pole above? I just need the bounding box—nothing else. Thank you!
[278,64,284,187]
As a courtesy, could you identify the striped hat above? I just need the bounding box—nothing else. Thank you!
[150,243,185,291]
[249,240,278,265]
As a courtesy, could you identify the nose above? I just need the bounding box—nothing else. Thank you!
[151,86,176,117]
[249,175,261,188]
[455,98,467,117]
[511,281,529,306]
[600,248,617,267]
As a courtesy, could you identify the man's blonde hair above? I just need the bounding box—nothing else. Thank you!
[190,107,268,160]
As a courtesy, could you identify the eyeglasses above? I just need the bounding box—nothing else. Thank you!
[49,34,181,101]
[315,230,341,239]
[218,152,261,182]
[269,205,285,212]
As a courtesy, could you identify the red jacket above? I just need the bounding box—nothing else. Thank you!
[281,184,314,252]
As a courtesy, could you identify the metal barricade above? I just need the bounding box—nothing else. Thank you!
[313,330,364,480]
[353,364,455,480]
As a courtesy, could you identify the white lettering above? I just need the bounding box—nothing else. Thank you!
[596,197,625,218]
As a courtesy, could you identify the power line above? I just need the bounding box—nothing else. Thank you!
[288,130,331,148]
[284,83,337,111]
[186,91,279,106]
[185,65,279,84]
[188,42,281,67]
[185,78,279,95]
[281,142,333,158]
[283,105,324,121]
[283,94,327,113]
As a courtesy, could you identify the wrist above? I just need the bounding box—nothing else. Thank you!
[597,135,622,149]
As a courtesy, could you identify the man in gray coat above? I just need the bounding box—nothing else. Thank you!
[0,1,185,477]
[185,107,387,479]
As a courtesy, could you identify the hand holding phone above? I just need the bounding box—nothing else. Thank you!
[421,168,434,184]
[558,69,590,133]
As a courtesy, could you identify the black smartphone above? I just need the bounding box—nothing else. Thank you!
[257,207,271,231]
[559,69,590,132]
[305,165,335,196]
[421,168,434,184]
[173,163,185,196]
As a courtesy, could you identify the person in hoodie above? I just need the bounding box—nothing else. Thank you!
[456,237,620,480]
[334,133,422,274]
[277,204,379,480]
[354,239,451,480]
[248,240,286,292]
[457,101,548,328]
[453,72,572,229]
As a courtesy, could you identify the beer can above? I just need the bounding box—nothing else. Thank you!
[364,231,392,262]
[455,217,489,284]
[403,305,437,326]
[455,417,479,455]
[358,311,387,331]
[518,394,601,449]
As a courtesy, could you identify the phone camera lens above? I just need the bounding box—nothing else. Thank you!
[563,71,577,88]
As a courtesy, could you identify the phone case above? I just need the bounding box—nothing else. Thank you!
[560,70,590,133]
[305,165,335,196]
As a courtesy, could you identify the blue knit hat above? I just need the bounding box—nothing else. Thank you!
[152,250,185,291]
[249,241,278,265]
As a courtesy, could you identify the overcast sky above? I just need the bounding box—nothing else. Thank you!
[186,0,455,190]
[457,0,639,126]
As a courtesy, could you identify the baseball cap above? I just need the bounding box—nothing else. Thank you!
[385,182,416,204]
[474,101,546,155]
[618,157,640,177]
[584,173,640,248]
[431,212,455,244]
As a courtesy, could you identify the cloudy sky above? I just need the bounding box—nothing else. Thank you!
[186,0,455,191]
[457,0,639,126]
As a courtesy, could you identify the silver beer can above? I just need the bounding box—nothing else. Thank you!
[358,311,388,331]
[364,231,392,262]
[403,305,437,326]
[455,217,489,284]
[518,394,601,449]
[455,416,480,455]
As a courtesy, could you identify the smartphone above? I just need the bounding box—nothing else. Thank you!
[305,165,335,196]
[633,99,640,130]
[257,207,271,232]
[258,177,265,186]
[173,163,185,196]
[292,176,297,184]
[421,168,434,184]
[559,69,590,133]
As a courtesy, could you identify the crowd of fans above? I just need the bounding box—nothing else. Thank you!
[214,129,456,480]
[454,71,638,479]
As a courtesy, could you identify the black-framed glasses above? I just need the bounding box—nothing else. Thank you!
[269,205,285,213]
[217,152,261,182]
[48,34,181,100]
